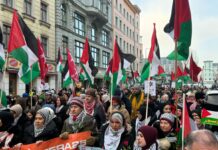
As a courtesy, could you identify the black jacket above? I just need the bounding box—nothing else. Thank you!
[93,102,106,130]
[8,113,30,147]
[22,120,58,144]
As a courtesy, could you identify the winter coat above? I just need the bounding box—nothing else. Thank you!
[93,102,106,130]
[22,120,58,144]
[61,113,98,146]
[8,113,30,147]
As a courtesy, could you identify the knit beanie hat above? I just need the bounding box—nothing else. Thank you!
[85,88,96,97]
[10,104,23,117]
[160,113,175,126]
[110,112,124,126]
[138,126,158,149]
[68,96,84,108]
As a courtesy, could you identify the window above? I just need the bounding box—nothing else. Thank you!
[119,20,122,30]
[119,38,122,48]
[62,36,68,60]
[115,17,118,27]
[102,30,109,47]
[126,43,129,53]
[127,12,129,21]
[74,13,85,36]
[41,36,48,57]
[123,8,125,17]
[123,41,126,52]
[41,2,48,22]
[75,40,84,63]
[61,4,67,26]
[24,0,32,15]
[91,25,97,41]
[102,51,110,68]
[91,47,99,67]
[130,15,132,24]
[126,27,129,36]
[123,24,125,34]
[119,4,122,12]
[3,0,13,7]
[2,24,11,49]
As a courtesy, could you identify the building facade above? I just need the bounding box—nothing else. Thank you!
[203,60,216,85]
[112,0,142,72]
[55,0,113,89]
[1,0,56,95]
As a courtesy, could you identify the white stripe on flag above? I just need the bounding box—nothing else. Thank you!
[22,45,38,67]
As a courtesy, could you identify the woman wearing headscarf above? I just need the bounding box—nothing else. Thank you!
[99,112,133,150]
[60,96,97,146]
[8,104,29,146]
[0,111,14,148]
[134,126,159,150]
[84,88,106,130]
[22,107,58,144]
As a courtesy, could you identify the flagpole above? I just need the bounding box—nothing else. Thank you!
[174,39,180,129]
[145,63,151,122]
[30,66,32,109]
[0,52,8,107]
[182,93,185,150]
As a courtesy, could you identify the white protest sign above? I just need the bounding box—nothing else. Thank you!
[144,80,156,96]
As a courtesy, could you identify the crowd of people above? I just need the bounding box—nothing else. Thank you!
[0,83,218,150]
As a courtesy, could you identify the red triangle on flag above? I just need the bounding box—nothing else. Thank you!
[201,108,211,118]
[158,65,165,75]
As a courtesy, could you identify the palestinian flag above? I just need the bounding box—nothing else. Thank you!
[121,68,127,83]
[140,62,150,83]
[141,24,161,83]
[80,38,98,86]
[79,68,86,82]
[62,61,72,88]
[56,48,63,73]
[189,54,201,82]
[0,27,5,72]
[201,108,218,126]
[104,59,112,81]
[67,48,79,83]
[182,97,198,139]
[8,11,40,84]
[164,0,192,60]
[37,38,48,85]
[111,40,136,94]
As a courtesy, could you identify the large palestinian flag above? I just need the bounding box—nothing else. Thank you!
[111,40,136,94]
[8,11,40,84]
[0,27,5,72]
[164,0,192,60]
[141,24,161,83]
[80,38,98,86]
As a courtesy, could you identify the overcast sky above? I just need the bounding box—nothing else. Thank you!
[131,0,218,67]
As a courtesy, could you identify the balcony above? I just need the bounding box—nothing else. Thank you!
[85,6,108,26]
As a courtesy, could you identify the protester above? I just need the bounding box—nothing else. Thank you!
[185,129,218,150]
[60,96,97,146]
[8,104,29,146]
[108,95,131,124]
[153,113,177,150]
[22,107,58,144]
[99,112,132,149]
[134,126,158,150]
[84,88,106,130]
[129,84,145,120]
[0,111,14,148]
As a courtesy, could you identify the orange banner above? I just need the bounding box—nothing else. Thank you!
[19,131,91,150]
